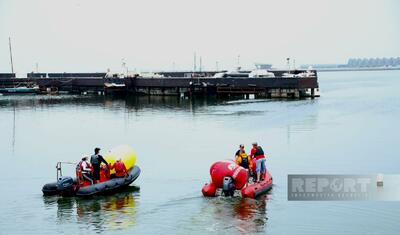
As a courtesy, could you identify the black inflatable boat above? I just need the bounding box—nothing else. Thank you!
[42,165,141,197]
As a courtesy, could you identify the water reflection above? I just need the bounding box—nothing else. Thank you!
[206,194,269,233]
[0,94,290,114]
[43,186,139,232]
[0,94,221,112]
[12,104,16,153]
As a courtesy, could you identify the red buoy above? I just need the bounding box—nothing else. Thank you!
[202,160,248,197]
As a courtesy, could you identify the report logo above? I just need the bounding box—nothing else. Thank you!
[288,174,400,201]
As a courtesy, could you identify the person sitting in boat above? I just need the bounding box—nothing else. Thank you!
[77,156,94,185]
[109,158,128,178]
[249,142,266,183]
[90,147,109,183]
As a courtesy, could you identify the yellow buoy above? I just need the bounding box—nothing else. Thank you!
[104,145,137,174]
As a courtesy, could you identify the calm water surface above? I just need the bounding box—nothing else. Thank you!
[0,71,399,234]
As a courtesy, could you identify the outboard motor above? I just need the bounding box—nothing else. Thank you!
[222,176,235,197]
[56,176,75,196]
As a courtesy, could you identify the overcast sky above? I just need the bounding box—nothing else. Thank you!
[1,0,399,75]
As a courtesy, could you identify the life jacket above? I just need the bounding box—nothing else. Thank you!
[115,161,124,171]
[239,153,250,169]
[114,161,126,177]
[254,146,264,156]
[77,160,92,173]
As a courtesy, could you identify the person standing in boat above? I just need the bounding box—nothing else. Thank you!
[90,147,108,183]
[235,144,253,170]
[109,158,129,178]
[249,142,266,183]
[235,144,254,181]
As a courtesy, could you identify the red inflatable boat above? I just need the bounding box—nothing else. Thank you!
[202,160,273,198]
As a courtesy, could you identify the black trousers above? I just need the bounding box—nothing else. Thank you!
[92,164,101,180]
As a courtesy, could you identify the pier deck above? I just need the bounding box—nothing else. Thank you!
[0,72,319,98]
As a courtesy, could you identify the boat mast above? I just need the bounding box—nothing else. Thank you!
[199,56,202,72]
[193,52,197,72]
[286,57,290,73]
[9,37,14,74]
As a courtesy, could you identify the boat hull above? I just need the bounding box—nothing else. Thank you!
[42,165,141,197]
[241,172,273,198]
[76,166,140,196]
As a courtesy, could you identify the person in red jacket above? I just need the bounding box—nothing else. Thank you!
[76,156,94,185]
[110,158,128,178]
[249,142,266,183]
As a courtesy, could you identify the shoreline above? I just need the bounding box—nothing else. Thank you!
[313,67,400,72]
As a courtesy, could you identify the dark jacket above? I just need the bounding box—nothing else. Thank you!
[90,154,108,166]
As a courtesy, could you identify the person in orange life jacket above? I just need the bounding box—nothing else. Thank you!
[90,147,108,182]
[110,158,128,178]
[78,156,94,185]
[249,142,266,183]
[235,144,253,170]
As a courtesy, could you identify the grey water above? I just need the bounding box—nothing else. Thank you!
[0,70,399,234]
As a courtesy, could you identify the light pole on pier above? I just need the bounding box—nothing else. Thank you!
[9,37,14,74]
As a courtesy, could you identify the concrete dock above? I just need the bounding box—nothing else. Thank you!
[0,70,320,98]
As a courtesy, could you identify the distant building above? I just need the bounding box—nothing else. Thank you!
[301,57,400,69]
[300,64,343,69]
[346,57,400,68]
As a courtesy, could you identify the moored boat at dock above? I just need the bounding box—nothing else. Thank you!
[0,68,319,98]
[0,85,39,94]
